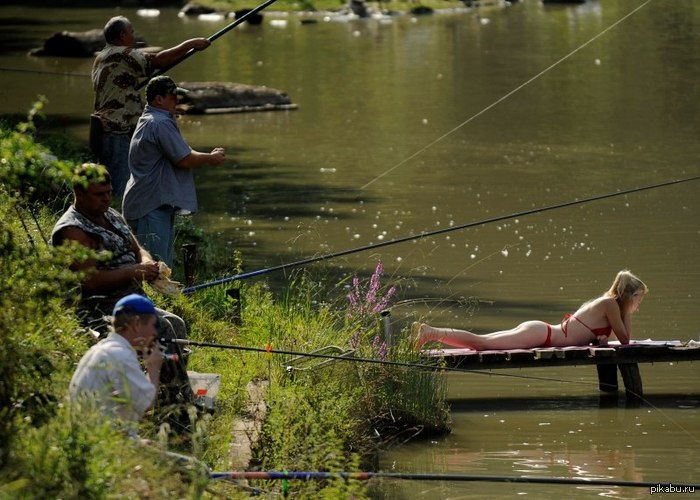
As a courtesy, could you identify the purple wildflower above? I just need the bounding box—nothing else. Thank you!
[372,285,396,313]
[377,341,387,361]
[365,262,383,308]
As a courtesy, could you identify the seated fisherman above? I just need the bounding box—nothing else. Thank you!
[52,163,194,430]
[69,294,163,436]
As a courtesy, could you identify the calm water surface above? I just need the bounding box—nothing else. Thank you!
[1,1,698,497]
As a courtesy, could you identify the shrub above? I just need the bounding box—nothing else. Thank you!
[0,98,75,207]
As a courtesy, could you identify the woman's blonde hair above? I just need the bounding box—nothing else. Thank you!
[605,270,648,308]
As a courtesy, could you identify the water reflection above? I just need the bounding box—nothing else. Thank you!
[379,363,699,499]
[2,2,699,496]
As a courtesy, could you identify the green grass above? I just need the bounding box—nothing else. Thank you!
[0,102,450,497]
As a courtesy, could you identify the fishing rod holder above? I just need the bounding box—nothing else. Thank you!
[226,288,242,326]
[381,309,392,349]
[182,243,197,287]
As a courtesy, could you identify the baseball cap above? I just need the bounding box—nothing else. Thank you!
[112,294,156,316]
[145,75,188,102]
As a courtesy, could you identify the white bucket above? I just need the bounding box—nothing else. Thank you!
[188,371,221,410]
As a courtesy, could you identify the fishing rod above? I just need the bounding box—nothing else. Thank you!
[172,337,700,443]
[14,204,36,252]
[136,0,281,90]
[183,175,700,294]
[210,470,700,489]
[163,338,605,387]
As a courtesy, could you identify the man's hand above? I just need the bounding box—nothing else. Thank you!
[209,147,226,165]
[142,341,163,386]
[188,38,212,51]
[133,261,160,282]
[150,262,183,296]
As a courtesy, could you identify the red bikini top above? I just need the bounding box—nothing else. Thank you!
[562,314,612,337]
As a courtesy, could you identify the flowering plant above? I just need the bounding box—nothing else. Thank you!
[345,262,396,360]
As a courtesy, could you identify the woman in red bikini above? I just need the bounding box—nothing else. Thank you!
[413,270,648,350]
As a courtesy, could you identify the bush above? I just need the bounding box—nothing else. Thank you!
[0,98,75,207]
[0,195,86,469]
[0,101,451,498]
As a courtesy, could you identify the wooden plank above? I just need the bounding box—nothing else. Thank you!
[589,347,617,358]
[561,347,590,360]
[506,349,535,362]
[479,351,508,363]
[428,341,700,370]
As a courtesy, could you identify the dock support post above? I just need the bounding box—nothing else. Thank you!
[381,309,392,349]
[596,364,618,392]
[182,243,197,287]
[596,363,643,400]
[227,288,242,326]
[618,362,643,400]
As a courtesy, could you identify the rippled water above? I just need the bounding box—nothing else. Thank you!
[1,1,698,496]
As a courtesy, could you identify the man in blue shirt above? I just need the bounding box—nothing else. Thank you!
[123,76,226,266]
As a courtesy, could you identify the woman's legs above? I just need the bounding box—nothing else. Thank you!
[414,320,550,350]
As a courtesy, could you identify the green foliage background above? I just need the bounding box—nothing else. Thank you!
[0,103,449,498]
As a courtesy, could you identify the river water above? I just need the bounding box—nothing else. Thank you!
[1,0,698,497]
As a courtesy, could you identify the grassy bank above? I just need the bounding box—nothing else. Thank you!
[0,102,450,497]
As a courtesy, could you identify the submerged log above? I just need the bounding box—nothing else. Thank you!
[29,29,149,58]
[178,81,297,114]
[29,29,105,57]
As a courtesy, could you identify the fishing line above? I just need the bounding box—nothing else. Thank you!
[621,387,700,445]
[166,337,624,388]
[209,470,700,489]
[27,205,49,247]
[0,66,90,78]
[182,175,700,293]
[445,242,521,287]
[172,336,700,441]
[360,0,654,190]
[136,0,282,89]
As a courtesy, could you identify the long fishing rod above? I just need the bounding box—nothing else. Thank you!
[136,0,281,90]
[164,338,605,387]
[183,175,700,294]
[210,470,700,489]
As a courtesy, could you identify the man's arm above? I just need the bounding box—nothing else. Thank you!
[177,147,226,169]
[57,226,160,294]
[151,38,211,69]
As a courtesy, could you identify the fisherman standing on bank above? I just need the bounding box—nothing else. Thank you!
[91,15,211,201]
[123,75,226,268]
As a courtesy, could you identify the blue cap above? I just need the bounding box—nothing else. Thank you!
[112,294,156,316]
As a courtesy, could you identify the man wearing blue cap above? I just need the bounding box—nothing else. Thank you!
[69,294,163,434]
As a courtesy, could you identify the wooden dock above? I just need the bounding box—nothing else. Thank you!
[422,340,700,399]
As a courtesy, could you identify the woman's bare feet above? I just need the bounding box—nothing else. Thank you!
[411,322,429,350]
